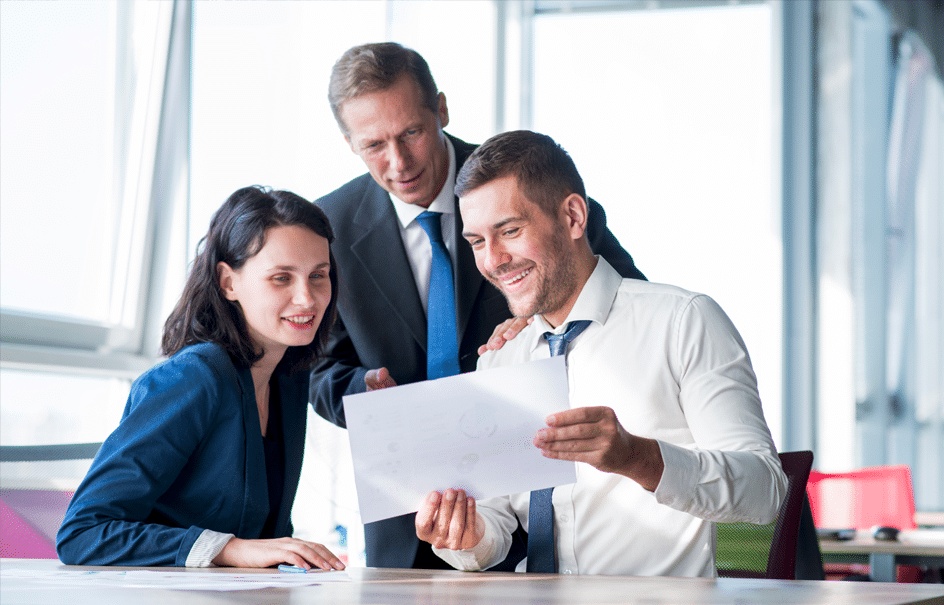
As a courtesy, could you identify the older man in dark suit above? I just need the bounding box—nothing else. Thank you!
[309,42,645,570]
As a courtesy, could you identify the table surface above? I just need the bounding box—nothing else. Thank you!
[819,529,944,556]
[2,559,943,605]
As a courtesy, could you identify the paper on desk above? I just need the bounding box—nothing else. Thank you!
[343,356,577,524]
[0,568,350,591]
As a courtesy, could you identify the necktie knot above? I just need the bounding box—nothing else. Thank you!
[544,320,592,357]
[416,211,444,243]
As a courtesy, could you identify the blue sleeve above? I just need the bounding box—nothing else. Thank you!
[56,348,231,566]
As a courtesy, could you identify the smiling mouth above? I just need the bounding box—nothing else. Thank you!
[284,315,316,329]
[397,170,423,186]
[498,267,532,287]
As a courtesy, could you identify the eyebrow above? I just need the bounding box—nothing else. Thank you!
[462,216,525,240]
[268,262,331,272]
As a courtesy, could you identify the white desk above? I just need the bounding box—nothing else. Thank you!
[819,530,944,583]
[2,559,944,605]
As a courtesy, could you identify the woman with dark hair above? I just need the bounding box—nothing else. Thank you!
[57,186,345,570]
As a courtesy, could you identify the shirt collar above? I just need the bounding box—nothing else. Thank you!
[390,136,457,229]
[528,256,623,353]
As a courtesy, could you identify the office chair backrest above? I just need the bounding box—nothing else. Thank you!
[716,450,814,580]
[0,443,101,559]
[807,464,917,530]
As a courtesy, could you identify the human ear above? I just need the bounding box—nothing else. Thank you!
[217,262,239,302]
[562,193,589,240]
[437,92,449,128]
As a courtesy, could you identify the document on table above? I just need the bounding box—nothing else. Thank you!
[343,356,577,524]
[0,568,350,591]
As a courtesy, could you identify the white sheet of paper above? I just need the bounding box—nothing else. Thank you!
[0,568,350,591]
[343,356,577,524]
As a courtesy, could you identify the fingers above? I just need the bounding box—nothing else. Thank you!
[415,489,479,551]
[415,491,443,541]
[478,316,534,355]
[212,537,345,570]
[365,367,397,391]
[433,489,461,547]
[545,405,610,427]
[281,539,346,571]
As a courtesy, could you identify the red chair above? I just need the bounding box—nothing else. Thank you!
[807,464,921,582]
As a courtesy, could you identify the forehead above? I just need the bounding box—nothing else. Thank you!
[459,176,536,230]
[340,75,433,141]
[251,224,330,266]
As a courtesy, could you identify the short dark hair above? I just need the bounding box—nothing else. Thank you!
[455,130,586,217]
[161,186,339,373]
[328,42,439,134]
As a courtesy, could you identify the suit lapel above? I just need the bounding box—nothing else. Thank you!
[349,183,427,350]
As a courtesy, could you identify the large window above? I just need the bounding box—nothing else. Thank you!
[530,2,782,443]
[189,0,497,565]
[1,1,173,455]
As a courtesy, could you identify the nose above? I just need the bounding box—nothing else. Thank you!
[482,240,510,274]
[388,140,412,173]
[292,281,316,306]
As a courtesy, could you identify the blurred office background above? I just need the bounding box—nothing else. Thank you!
[1,0,941,565]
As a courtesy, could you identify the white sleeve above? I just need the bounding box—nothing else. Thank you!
[185,528,235,567]
[653,294,787,525]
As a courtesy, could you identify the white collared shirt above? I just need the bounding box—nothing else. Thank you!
[388,137,458,315]
[434,258,787,577]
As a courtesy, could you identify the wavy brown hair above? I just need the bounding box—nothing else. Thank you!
[161,186,338,373]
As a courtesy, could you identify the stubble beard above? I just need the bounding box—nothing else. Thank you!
[494,228,579,319]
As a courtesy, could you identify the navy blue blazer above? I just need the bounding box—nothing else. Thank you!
[57,343,308,566]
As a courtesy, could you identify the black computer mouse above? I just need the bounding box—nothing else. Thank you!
[872,525,900,541]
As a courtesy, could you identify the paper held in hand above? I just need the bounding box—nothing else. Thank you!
[342,356,577,524]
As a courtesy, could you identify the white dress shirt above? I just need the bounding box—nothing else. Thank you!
[434,258,787,577]
[388,137,458,314]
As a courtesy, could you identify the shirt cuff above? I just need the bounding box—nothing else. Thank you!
[185,529,235,567]
[653,440,699,508]
[431,532,497,571]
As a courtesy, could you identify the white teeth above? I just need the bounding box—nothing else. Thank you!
[503,268,532,285]
[285,316,313,325]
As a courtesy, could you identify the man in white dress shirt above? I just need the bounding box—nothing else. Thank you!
[414,130,788,577]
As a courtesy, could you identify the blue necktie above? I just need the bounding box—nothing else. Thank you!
[527,319,592,573]
[415,211,461,380]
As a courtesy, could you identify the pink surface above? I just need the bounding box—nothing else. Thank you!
[0,499,59,558]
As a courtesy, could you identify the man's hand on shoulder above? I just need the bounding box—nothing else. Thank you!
[477,316,534,355]
[534,406,665,492]
[365,367,398,391]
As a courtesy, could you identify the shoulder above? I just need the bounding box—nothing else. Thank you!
[477,324,541,370]
[134,343,240,395]
[316,173,376,222]
[447,133,478,168]
[614,280,736,336]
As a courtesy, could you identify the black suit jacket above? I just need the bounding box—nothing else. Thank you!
[311,134,644,568]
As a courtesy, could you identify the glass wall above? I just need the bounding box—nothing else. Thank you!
[530,3,783,443]
[189,0,497,565]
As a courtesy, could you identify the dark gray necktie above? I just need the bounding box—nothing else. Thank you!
[526,319,591,573]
